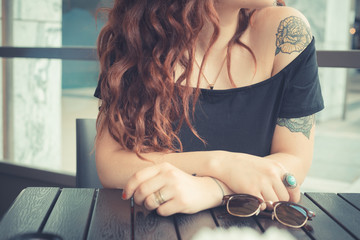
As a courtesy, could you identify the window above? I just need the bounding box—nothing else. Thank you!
[1,0,102,173]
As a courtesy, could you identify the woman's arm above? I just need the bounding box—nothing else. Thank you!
[96,124,237,215]
[268,116,316,187]
[96,116,314,203]
[95,123,227,188]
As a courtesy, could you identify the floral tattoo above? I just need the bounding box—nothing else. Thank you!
[275,16,312,55]
[277,115,315,139]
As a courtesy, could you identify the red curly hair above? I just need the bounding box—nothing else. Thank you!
[96,0,266,157]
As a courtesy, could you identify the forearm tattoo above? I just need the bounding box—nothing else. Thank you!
[275,16,312,55]
[277,115,315,139]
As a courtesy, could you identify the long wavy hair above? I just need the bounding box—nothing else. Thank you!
[96,0,283,157]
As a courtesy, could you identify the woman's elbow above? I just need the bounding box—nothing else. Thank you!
[95,148,127,189]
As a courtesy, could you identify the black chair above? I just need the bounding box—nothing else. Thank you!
[76,118,103,188]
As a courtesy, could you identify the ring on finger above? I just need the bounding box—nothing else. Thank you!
[282,173,297,189]
[154,190,166,205]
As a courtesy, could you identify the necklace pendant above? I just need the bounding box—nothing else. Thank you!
[209,84,214,90]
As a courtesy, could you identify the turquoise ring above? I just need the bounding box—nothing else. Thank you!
[283,173,297,189]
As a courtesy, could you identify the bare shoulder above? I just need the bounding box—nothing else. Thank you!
[251,6,313,75]
[253,6,311,35]
[271,7,312,54]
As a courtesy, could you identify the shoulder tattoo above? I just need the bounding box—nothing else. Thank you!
[277,115,315,139]
[275,16,312,56]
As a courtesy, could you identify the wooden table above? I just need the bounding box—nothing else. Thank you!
[0,188,359,240]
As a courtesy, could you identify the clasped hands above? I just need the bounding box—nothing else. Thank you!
[122,157,300,216]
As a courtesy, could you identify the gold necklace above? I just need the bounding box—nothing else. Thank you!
[194,55,227,90]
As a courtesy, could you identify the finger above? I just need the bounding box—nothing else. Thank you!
[156,197,180,217]
[255,194,267,211]
[123,165,160,199]
[273,179,290,202]
[144,188,173,211]
[133,174,167,205]
[246,189,266,211]
[143,192,160,211]
[288,186,301,203]
[259,196,267,211]
[261,187,280,210]
[281,173,301,202]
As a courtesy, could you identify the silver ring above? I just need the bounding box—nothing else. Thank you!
[283,173,297,189]
[154,190,166,205]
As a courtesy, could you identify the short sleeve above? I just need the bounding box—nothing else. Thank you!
[278,39,324,118]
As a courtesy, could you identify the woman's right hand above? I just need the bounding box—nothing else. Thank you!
[122,162,225,216]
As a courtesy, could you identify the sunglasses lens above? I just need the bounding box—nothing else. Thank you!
[275,203,307,227]
[228,195,261,216]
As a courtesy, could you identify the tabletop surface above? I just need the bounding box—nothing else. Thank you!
[0,187,359,240]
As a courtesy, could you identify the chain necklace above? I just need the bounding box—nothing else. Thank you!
[194,55,227,90]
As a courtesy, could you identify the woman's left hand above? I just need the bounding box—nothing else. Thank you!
[122,162,222,216]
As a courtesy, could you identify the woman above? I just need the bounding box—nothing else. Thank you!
[94,0,324,216]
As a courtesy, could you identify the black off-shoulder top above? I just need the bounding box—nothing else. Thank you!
[94,38,324,156]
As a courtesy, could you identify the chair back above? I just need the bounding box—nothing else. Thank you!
[76,118,103,188]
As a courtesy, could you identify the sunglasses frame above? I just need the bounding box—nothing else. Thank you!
[223,194,315,229]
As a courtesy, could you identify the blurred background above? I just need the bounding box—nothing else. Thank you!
[0,0,359,216]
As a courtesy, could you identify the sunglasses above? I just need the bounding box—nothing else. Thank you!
[223,194,315,229]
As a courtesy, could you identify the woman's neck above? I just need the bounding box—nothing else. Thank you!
[197,5,241,54]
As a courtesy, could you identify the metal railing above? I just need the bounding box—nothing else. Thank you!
[1,47,360,68]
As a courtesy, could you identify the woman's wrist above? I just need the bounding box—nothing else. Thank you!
[199,176,225,208]
[206,150,229,179]
[210,177,225,205]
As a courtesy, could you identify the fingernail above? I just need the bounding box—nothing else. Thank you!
[122,192,127,200]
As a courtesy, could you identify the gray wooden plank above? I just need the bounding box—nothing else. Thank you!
[338,193,360,211]
[306,192,360,239]
[43,188,95,240]
[301,192,356,240]
[134,204,178,240]
[211,206,262,231]
[0,187,60,240]
[87,189,131,240]
[174,210,216,240]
